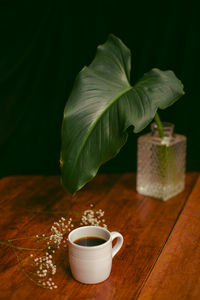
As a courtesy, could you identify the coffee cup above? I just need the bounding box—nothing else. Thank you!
[68,225,123,284]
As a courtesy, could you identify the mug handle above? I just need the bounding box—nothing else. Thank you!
[110,231,123,258]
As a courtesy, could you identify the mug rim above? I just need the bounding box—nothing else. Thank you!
[68,225,111,250]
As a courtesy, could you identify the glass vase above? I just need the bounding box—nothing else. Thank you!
[136,122,186,201]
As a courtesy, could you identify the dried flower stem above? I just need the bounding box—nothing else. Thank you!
[10,245,46,288]
[0,241,44,252]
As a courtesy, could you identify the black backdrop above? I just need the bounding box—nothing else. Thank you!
[0,0,200,178]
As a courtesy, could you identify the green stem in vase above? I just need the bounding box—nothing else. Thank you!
[154,112,164,138]
[154,112,178,187]
[154,112,168,184]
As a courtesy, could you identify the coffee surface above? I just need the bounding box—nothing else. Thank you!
[74,236,107,246]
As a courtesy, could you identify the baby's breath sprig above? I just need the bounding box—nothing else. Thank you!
[80,205,107,228]
[26,216,75,289]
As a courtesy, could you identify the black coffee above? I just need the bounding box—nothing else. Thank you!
[74,236,107,247]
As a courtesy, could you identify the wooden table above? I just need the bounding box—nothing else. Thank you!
[0,173,200,300]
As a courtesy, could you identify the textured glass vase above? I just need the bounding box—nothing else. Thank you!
[136,122,186,201]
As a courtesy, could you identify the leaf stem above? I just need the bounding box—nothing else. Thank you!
[154,112,165,138]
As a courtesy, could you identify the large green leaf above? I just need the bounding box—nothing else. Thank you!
[61,34,185,194]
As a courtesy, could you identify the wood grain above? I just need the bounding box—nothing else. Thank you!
[0,173,198,300]
[137,175,200,300]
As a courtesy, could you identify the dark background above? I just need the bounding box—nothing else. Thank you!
[0,0,199,178]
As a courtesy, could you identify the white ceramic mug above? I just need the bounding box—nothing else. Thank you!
[68,226,123,284]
